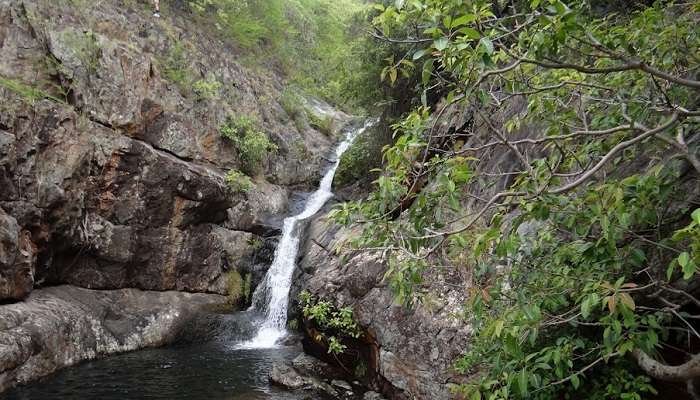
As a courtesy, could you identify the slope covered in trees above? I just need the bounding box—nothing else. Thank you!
[329,0,700,398]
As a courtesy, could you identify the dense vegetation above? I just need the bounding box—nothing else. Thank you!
[186,0,377,109]
[331,0,700,398]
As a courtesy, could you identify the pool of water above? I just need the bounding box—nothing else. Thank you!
[4,313,311,400]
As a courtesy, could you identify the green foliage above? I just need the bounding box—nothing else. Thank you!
[192,75,222,100]
[279,88,304,120]
[224,170,253,193]
[299,290,362,355]
[186,0,378,109]
[334,123,390,188]
[334,0,700,398]
[62,29,101,75]
[220,115,278,175]
[308,112,334,136]
[225,270,243,304]
[0,76,63,105]
[161,41,195,94]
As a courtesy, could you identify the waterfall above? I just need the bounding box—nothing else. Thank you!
[239,119,374,348]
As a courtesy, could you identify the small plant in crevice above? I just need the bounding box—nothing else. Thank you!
[161,41,195,95]
[63,30,102,76]
[225,270,243,305]
[287,319,299,331]
[242,272,252,305]
[0,76,62,105]
[299,290,362,355]
[307,111,334,137]
[192,75,222,101]
[224,169,253,193]
[219,114,278,175]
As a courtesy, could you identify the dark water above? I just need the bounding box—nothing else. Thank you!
[4,313,311,400]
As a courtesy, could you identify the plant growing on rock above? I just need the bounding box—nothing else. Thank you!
[225,270,243,305]
[192,75,222,100]
[224,170,253,193]
[307,112,334,136]
[299,290,362,355]
[333,0,700,398]
[220,115,278,175]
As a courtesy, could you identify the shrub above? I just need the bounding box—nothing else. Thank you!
[192,75,221,100]
[334,124,388,188]
[308,112,334,136]
[224,170,253,193]
[162,42,195,94]
[299,290,362,355]
[279,88,304,120]
[220,115,277,175]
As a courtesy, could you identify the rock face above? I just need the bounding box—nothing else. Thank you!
[0,0,347,302]
[0,285,226,392]
[0,0,352,392]
[297,214,471,400]
[269,352,362,400]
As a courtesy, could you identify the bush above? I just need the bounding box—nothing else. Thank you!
[308,112,334,136]
[220,115,277,175]
[299,290,362,355]
[334,124,389,188]
[224,170,253,193]
[192,75,221,100]
[162,42,194,94]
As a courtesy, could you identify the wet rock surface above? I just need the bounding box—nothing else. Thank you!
[269,352,366,400]
[0,0,350,302]
[0,0,352,392]
[297,213,471,400]
[0,285,226,392]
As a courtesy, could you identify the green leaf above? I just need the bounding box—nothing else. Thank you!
[518,369,528,397]
[570,374,580,389]
[693,208,700,225]
[412,49,428,60]
[677,252,698,280]
[581,297,591,319]
[451,14,477,28]
[434,37,449,51]
[422,60,434,85]
[458,27,481,39]
[479,37,494,55]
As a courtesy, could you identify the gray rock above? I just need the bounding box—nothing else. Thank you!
[332,379,353,391]
[0,208,35,300]
[298,214,471,399]
[270,361,307,390]
[0,285,226,392]
[0,0,351,302]
[292,353,346,380]
[363,391,387,400]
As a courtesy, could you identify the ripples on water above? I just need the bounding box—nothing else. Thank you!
[5,313,310,400]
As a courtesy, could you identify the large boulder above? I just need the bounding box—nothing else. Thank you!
[0,285,227,392]
[0,208,35,300]
[297,214,471,400]
[0,0,349,301]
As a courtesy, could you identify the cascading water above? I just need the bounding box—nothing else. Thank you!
[239,120,374,348]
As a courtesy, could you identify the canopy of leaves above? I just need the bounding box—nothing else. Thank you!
[333,0,700,398]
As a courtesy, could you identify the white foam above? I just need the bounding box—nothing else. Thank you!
[238,119,375,348]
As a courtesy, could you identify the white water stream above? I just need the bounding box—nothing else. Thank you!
[239,120,373,348]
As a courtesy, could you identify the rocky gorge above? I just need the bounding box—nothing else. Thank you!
[4,0,695,399]
[0,0,357,394]
[0,0,459,398]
